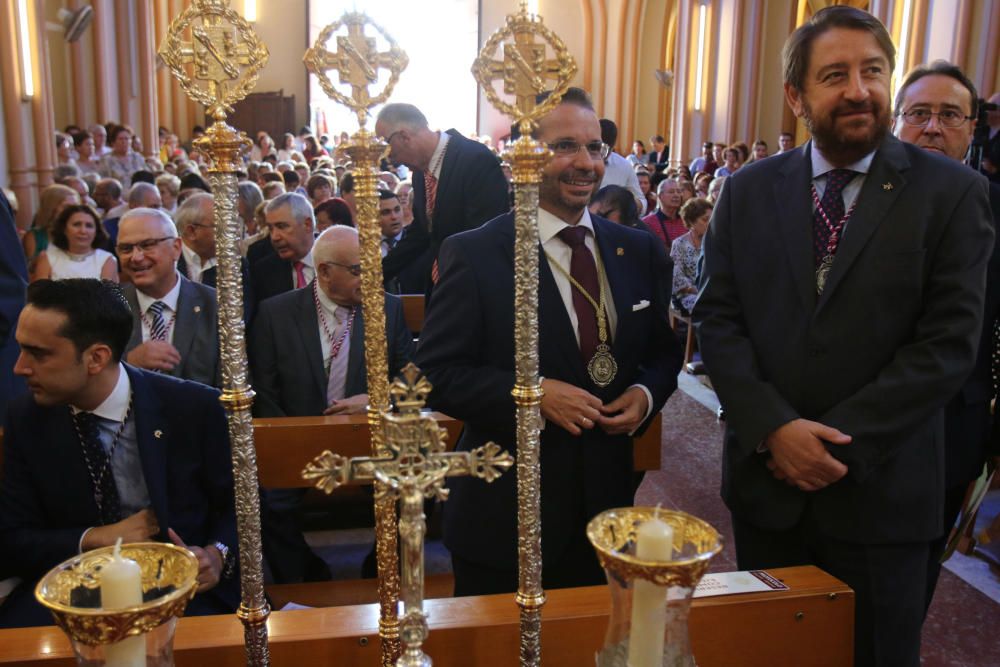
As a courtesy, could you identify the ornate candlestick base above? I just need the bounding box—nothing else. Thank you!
[587,508,722,667]
[35,543,199,666]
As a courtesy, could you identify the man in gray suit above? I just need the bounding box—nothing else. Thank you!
[116,208,219,387]
[694,8,992,666]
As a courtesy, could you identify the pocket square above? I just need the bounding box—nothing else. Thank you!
[632,300,650,312]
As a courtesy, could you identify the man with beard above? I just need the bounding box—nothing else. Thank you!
[693,8,992,667]
[417,87,682,595]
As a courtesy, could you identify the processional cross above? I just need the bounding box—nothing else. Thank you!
[304,364,512,667]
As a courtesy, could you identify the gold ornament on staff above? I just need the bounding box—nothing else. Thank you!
[158,1,271,665]
[302,12,409,666]
[304,364,513,667]
[471,2,576,665]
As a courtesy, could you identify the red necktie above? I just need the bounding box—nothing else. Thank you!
[557,226,601,363]
[294,261,307,289]
[424,172,438,230]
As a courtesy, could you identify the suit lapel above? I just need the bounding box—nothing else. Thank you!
[171,278,199,379]
[592,218,630,348]
[774,144,818,311]
[816,137,909,309]
[433,130,463,222]
[347,305,365,396]
[124,286,143,351]
[127,366,169,536]
[295,285,327,399]
[43,406,99,519]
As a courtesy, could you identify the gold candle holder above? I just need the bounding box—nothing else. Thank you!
[35,542,199,666]
[158,2,271,664]
[471,3,576,665]
[304,364,513,667]
[302,13,409,666]
[586,507,723,667]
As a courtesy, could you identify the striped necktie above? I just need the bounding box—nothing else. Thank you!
[147,301,168,341]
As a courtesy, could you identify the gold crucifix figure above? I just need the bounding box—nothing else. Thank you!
[304,364,513,666]
[304,12,408,127]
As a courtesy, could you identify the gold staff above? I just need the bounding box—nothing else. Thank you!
[471,2,576,665]
[302,12,409,666]
[158,1,271,664]
[304,364,513,667]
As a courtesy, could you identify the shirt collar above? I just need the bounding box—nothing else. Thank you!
[810,141,876,179]
[314,280,353,319]
[135,271,182,314]
[428,131,451,179]
[298,249,315,270]
[538,206,595,245]
[72,363,131,422]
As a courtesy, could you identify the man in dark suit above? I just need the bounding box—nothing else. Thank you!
[891,60,1000,608]
[249,192,316,313]
[0,190,27,419]
[0,279,238,628]
[417,87,682,596]
[117,208,219,387]
[378,189,430,295]
[693,9,993,666]
[375,103,509,296]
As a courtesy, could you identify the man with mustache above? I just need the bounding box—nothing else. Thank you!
[694,8,993,666]
[417,87,682,595]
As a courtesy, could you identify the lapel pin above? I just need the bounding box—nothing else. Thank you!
[193,306,201,313]
[154,430,163,439]
[616,247,624,256]
[882,182,893,191]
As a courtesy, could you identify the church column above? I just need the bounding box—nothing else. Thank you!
[91,0,114,123]
[155,0,173,134]
[68,0,87,127]
[29,0,55,188]
[0,0,36,227]
[115,0,133,126]
[135,0,158,158]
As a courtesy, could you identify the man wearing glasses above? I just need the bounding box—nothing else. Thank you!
[893,59,1000,612]
[116,207,219,388]
[417,87,682,595]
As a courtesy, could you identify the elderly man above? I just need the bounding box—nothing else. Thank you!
[641,178,686,248]
[175,193,217,285]
[94,178,126,220]
[117,208,219,387]
[102,182,162,250]
[250,192,316,310]
[0,279,238,628]
[892,59,1000,610]
[694,9,993,665]
[375,103,509,296]
[89,123,111,157]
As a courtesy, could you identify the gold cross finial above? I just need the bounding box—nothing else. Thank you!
[472,7,576,135]
[304,12,409,128]
[158,0,268,122]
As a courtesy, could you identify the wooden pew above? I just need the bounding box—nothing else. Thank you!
[401,294,425,335]
[0,566,853,666]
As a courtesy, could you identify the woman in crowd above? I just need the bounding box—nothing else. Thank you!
[22,184,80,266]
[73,131,100,176]
[395,181,414,227]
[745,139,769,164]
[677,179,696,206]
[156,173,182,214]
[277,133,297,162]
[714,147,741,177]
[31,204,116,283]
[55,133,77,170]
[693,172,713,198]
[670,197,713,315]
[99,125,146,187]
[314,197,353,232]
[589,185,646,231]
[302,135,327,162]
[307,173,335,208]
[627,140,647,167]
[251,133,277,163]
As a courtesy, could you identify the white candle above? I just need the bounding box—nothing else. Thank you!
[628,510,673,667]
[100,539,146,667]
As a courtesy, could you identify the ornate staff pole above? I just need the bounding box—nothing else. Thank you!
[158,2,271,664]
[302,13,409,666]
[304,364,513,667]
[472,4,576,665]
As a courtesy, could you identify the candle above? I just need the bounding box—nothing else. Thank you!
[628,509,673,667]
[100,539,146,667]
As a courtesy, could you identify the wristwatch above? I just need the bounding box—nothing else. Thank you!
[212,541,235,578]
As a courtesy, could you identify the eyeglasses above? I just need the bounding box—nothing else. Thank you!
[189,222,215,231]
[384,130,403,144]
[547,140,610,160]
[899,108,973,129]
[116,236,176,255]
[321,261,362,277]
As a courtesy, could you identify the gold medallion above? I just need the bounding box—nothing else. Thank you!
[816,254,834,295]
[588,344,618,387]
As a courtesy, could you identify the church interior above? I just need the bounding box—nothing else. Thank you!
[0,0,999,665]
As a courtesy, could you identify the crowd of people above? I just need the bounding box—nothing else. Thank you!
[0,7,999,666]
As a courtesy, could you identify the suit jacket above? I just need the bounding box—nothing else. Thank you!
[384,226,433,296]
[694,136,993,545]
[0,190,27,418]
[382,129,509,293]
[416,212,683,570]
[249,284,415,417]
[0,365,240,622]
[122,276,220,387]
[249,252,295,315]
[176,253,254,323]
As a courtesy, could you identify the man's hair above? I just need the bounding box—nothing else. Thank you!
[95,178,122,200]
[535,86,594,110]
[262,182,285,199]
[378,188,399,201]
[155,173,181,195]
[679,197,714,227]
[339,172,355,195]
[71,130,93,147]
[237,181,263,217]
[779,131,794,139]
[26,279,133,362]
[119,207,177,239]
[590,185,639,225]
[650,135,665,144]
[266,192,315,225]
[314,197,353,227]
[376,103,429,129]
[127,182,159,208]
[260,171,284,184]
[783,6,895,91]
[50,204,108,251]
[894,59,978,117]
[179,172,211,193]
[282,170,300,187]
[131,170,155,185]
[53,164,81,181]
[599,119,619,147]
[174,192,213,234]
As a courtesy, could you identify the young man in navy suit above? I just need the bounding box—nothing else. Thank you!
[0,279,238,627]
[417,87,682,596]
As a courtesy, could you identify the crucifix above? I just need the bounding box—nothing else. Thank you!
[304,364,513,667]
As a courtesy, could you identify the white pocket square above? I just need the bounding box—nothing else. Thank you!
[632,300,650,312]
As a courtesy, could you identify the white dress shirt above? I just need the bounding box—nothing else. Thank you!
[135,272,182,345]
[315,285,354,402]
[291,249,316,288]
[180,242,216,284]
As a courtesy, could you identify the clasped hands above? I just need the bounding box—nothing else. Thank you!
[81,509,223,592]
[540,378,648,436]
[764,418,852,492]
